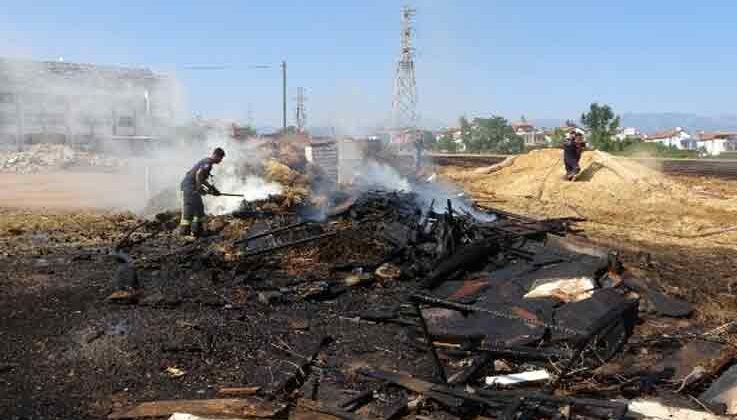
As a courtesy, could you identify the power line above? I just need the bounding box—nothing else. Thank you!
[392,5,418,151]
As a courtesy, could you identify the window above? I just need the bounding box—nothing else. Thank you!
[118,116,135,127]
[0,92,15,104]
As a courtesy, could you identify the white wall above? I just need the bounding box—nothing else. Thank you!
[698,139,727,156]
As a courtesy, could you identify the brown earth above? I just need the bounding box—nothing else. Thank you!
[0,171,147,211]
[440,149,737,322]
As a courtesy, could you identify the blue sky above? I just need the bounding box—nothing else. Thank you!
[2,1,737,129]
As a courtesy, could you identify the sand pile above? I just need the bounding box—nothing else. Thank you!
[442,149,737,238]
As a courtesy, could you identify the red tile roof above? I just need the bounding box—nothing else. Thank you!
[698,131,737,141]
[645,128,681,140]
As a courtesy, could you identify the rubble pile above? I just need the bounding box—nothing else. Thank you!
[0,144,126,173]
[65,186,737,420]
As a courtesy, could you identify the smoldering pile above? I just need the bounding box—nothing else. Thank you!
[142,135,332,218]
[104,182,734,420]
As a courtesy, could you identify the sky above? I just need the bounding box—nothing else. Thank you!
[2,1,737,130]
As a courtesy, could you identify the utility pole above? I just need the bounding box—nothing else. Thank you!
[391,5,418,153]
[281,60,287,132]
[295,87,307,133]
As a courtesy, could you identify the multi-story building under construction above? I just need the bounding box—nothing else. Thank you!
[0,58,181,150]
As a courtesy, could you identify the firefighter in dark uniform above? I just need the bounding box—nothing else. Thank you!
[179,147,225,237]
[563,131,585,180]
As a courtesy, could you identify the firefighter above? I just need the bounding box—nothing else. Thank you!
[563,130,585,180]
[178,147,225,237]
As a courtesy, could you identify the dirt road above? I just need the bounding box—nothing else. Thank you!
[0,171,149,211]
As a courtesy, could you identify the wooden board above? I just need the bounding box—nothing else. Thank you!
[218,387,262,396]
[108,398,285,419]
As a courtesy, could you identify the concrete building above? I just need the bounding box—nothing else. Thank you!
[615,127,642,141]
[643,127,695,150]
[512,120,547,147]
[695,132,737,156]
[0,58,181,150]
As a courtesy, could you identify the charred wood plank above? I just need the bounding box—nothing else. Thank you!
[414,303,447,384]
[235,221,309,245]
[244,232,338,258]
[357,369,464,410]
[267,336,333,400]
[295,399,368,420]
[446,345,570,363]
[217,386,262,396]
[382,391,408,420]
[448,353,494,385]
[421,239,500,289]
[339,387,377,411]
[107,398,285,419]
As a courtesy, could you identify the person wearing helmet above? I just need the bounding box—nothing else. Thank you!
[178,147,225,237]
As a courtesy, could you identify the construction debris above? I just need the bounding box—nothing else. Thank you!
[0,144,125,174]
[523,276,596,302]
[484,369,551,386]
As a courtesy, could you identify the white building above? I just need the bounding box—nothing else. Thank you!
[615,127,641,141]
[512,120,547,147]
[0,58,180,149]
[643,127,694,150]
[695,132,737,156]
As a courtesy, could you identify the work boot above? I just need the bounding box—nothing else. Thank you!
[178,224,191,236]
[191,222,202,238]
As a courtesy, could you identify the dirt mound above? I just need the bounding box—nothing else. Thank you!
[443,149,737,238]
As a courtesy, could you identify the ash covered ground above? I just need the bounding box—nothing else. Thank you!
[2,148,737,420]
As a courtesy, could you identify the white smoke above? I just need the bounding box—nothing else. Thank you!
[349,158,496,222]
[205,175,282,216]
[352,160,411,191]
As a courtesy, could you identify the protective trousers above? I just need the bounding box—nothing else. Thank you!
[563,145,580,178]
[179,185,205,235]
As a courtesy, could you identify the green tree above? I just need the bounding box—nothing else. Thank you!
[550,127,568,147]
[420,130,437,149]
[435,132,457,153]
[459,116,472,148]
[233,124,257,139]
[463,115,524,154]
[581,103,620,151]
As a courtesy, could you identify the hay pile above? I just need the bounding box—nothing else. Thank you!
[442,149,737,239]
[262,159,310,207]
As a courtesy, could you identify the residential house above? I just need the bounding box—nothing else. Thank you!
[511,120,547,147]
[615,127,642,141]
[695,131,737,156]
[643,127,694,150]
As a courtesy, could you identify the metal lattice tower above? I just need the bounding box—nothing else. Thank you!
[392,6,418,134]
[295,86,307,133]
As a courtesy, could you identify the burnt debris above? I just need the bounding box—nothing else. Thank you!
[98,189,733,420]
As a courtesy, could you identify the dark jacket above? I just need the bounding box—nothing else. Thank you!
[180,157,214,191]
